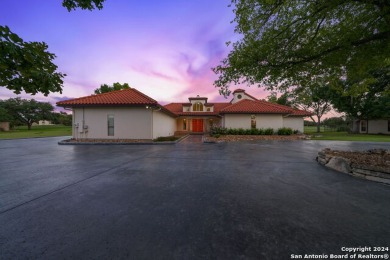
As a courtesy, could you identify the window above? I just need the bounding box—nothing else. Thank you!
[183,119,187,130]
[251,115,256,129]
[361,120,367,132]
[108,114,114,136]
[207,107,210,112]
[237,94,242,99]
[193,102,203,112]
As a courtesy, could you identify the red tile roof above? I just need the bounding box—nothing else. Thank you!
[56,88,158,107]
[221,99,293,114]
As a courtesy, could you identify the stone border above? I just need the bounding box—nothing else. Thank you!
[317,149,390,185]
[58,135,189,145]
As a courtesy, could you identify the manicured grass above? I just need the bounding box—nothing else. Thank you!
[0,125,72,139]
[304,127,390,142]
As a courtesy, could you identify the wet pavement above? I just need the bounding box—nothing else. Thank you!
[0,137,389,259]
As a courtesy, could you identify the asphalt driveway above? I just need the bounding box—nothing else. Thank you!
[0,137,389,259]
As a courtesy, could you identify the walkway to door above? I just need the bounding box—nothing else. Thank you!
[178,134,204,144]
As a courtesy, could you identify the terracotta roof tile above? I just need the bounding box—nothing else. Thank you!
[221,99,291,114]
[56,88,158,107]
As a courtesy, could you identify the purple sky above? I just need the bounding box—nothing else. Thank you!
[0,0,273,107]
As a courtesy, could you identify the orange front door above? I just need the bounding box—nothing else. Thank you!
[192,119,204,132]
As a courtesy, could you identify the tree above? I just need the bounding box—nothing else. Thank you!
[322,117,348,132]
[330,67,390,132]
[267,92,293,107]
[292,80,333,133]
[1,98,54,130]
[94,82,131,94]
[51,111,72,126]
[0,26,66,96]
[62,0,105,11]
[0,107,12,122]
[0,0,105,95]
[213,0,390,96]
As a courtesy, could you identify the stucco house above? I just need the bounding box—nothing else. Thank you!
[356,119,390,134]
[57,88,311,140]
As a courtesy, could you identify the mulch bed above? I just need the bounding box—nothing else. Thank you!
[204,134,309,143]
[324,148,390,168]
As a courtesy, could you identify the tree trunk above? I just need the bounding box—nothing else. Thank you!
[27,123,32,130]
[316,115,321,133]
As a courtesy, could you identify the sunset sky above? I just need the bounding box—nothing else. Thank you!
[0,0,274,107]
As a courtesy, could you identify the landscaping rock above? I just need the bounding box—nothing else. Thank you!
[325,156,352,174]
[318,148,390,185]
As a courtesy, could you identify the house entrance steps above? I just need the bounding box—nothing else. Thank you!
[178,134,204,144]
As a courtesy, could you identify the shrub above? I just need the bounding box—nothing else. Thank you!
[250,128,259,135]
[293,129,299,134]
[337,126,349,132]
[277,127,293,135]
[210,126,227,136]
[237,128,244,135]
[154,136,179,142]
[257,128,264,135]
[264,128,274,135]
[245,129,252,135]
[214,134,220,138]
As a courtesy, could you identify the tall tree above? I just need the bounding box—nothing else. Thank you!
[62,0,105,11]
[330,67,390,132]
[1,98,54,130]
[0,0,105,95]
[0,26,66,96]
[267,92,293,107]
[94,82,131,94]
[213,0,390,96]
[292,80,333,133]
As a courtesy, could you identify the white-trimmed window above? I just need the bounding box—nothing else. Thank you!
[108,114,114,136]
[360,120,367,132]
[193,102,203,112]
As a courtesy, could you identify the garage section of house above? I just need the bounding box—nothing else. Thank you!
[57,88,177,140]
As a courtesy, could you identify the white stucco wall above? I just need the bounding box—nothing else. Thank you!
[256,114,283,130]
[223,114,283,130]
[283,117,304,133]
[152,110,176,138]
[361,120,390,134]
[72,107,153,139]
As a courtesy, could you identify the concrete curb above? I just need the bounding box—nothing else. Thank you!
[58,135,189,145]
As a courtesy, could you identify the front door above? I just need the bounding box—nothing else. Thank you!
[192,119,204,132]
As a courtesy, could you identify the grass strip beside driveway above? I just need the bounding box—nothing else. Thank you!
[0,125,71,139]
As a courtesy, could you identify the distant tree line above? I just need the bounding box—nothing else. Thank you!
[0,98,72,130]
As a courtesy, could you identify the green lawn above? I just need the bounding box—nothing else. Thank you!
[0,125,72,139]
[304,127,390,142]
